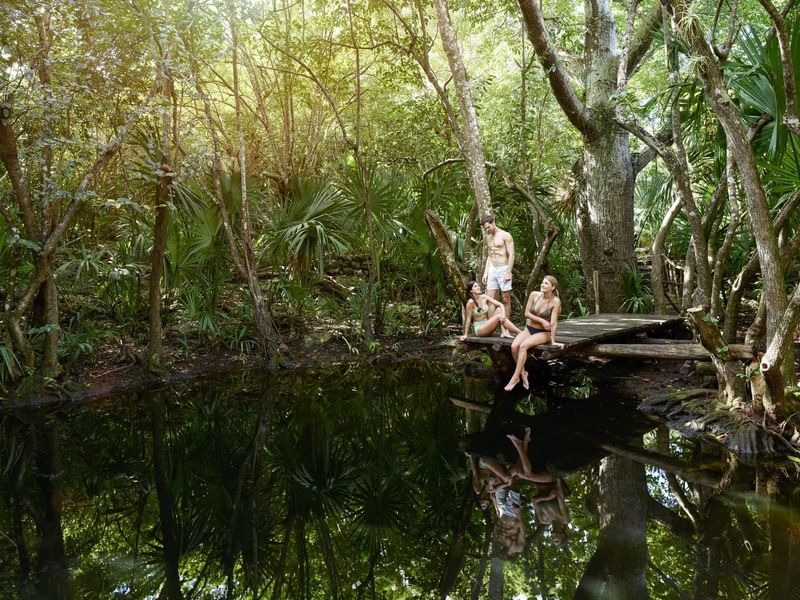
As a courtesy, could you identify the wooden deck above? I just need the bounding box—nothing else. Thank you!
[461,313,685,357]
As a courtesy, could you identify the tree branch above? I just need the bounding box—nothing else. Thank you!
[517,0,595,136]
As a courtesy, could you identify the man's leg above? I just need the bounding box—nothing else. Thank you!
[501,290,512,323]
[485,268,500,320]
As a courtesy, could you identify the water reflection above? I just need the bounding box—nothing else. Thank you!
[1,361,799,598]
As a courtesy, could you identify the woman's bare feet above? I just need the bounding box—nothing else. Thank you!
[500,331,514,338]
[504,376,520,391]
[521,370,529,389]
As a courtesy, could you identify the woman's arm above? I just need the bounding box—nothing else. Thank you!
[484,294,505,314]
[523,292,537,322]
[556,479,570,522]
[548,300,562,345]
[461,300,474,339]
[524,292,549,329]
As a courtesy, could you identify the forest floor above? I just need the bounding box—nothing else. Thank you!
[5,319,798,423]
[1,324,462,409]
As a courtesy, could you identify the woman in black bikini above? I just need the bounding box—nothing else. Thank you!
[459,281,521,340]
[505,275,563,390]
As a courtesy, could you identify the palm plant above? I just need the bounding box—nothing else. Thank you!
[621,262,654,314]
[263,176,351,277]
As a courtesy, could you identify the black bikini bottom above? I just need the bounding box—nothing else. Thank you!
[526,325,547,335]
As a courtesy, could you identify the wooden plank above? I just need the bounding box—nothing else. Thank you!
[459,313,685,357]
[586,343,754,360]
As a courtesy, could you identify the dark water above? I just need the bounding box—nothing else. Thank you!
[1,359,799,599]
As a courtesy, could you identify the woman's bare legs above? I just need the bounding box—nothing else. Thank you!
[505,332,549,390]
[508,428,556,483]
[510,329,530,364]
[474,314,505,337]
[476,313,523,338]
[501,317,522,337]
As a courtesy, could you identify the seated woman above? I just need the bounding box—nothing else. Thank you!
[467,454,513,510]
[459,281,521,340]
[505,275,564,391]
[507,427,569,546]
[531,478,570,546]
[507,427,556,485]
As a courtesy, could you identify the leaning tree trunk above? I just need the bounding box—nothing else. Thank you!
[228,2,282,360]
[667,0,793,400]
[687,306,747,406]
[425,210,469,305]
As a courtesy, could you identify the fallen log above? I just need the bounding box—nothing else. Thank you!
[586,343,753,361]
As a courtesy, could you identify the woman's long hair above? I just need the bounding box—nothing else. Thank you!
[543,274,559,297]
[465,280,479,305]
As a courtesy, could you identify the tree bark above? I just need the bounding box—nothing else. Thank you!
[33,419,72,600]
[667,0,791,384]
[432,0,493,220]
[519,0,642,311]
[425,210,468,304]
[228,2,283,359]
[146,37,175,366]
[149,396,184,600]
[687,306,746,405]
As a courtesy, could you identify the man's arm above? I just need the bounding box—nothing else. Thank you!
[504,232,514,280]
[482,238,491,284]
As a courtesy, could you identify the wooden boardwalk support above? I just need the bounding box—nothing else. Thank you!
[457,313,722,360]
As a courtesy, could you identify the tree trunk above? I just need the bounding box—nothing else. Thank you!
[487,555,504,600]
[425,210,468,304]
[145,37,176,366]
[518,0,647,312]
[432,0,493,219]
[687,307,746,405]
[438,482,476,598]
[146,178,170,364]
[667,0,792,387]
[579,126,636,312]
[228,2,283,360]
[652,198,682,313]
[182,29,282,363]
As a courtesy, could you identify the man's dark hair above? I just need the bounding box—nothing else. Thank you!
[480,215,495,226]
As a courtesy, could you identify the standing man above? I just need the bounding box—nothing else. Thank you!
[481,215,514,336]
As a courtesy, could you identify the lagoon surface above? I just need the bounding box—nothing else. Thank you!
[1,359,798,599]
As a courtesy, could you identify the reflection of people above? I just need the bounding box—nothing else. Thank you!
[508,428,556,485]
[506,275,563,391]
[492,489,525,560]
[532,479,570,546]
[460,281,521,340]
[480,215,514,325]
[468,454,512,510]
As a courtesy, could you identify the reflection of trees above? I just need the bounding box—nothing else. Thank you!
[451,383,800,599]
[576,455,648,599]
[2,416,71,599]
[0,363,466,598]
